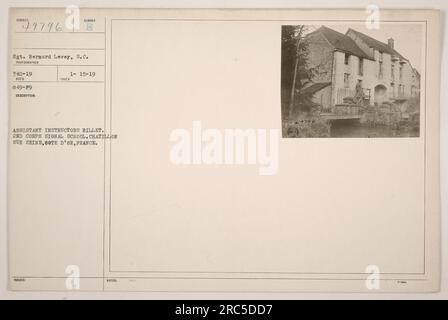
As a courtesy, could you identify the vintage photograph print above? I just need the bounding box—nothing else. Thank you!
[281,24,422,138]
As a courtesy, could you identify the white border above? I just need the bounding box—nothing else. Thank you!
[0,0,446,299]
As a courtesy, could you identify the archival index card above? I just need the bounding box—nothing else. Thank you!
[8,8,440,292]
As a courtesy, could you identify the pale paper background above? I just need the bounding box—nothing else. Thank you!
[110,20,424,274]
[1,1,446,298]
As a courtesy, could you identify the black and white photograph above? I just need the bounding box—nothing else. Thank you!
[281,24,422,138]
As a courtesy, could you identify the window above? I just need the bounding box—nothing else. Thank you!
[344,73,350,88]
[379,61,383,79]
[391,64,395,79]
[398,84,405,97]
[391,83,395,97]
[358,58,363,75]
[399,66,403,81]
[379,51,383,61]
[344,53,350,65]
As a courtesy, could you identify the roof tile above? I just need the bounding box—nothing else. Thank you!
[316,26,374,60]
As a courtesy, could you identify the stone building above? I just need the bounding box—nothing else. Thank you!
[305,26,420,114]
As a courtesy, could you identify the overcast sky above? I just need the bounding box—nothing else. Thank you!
[304,23,423,72]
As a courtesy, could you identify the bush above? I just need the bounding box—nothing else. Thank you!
[283,118,331,138]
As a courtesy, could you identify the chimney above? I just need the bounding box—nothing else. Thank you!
[388,38,394,49]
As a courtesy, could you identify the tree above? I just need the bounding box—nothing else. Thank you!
[281,25,316,119]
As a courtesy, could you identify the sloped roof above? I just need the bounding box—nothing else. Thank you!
[413,68,421,77]
[300,82,331,95]
[316,26,374,60]
[346,28,407,61]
